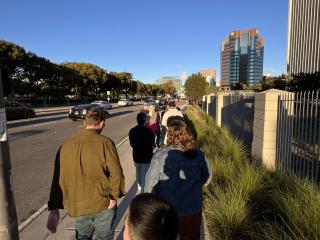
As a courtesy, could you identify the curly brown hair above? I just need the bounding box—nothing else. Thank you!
[166,120,197,157]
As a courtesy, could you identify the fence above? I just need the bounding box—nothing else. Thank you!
[202,91,255,148]
[276,91,320,183]
[202,89,320,185]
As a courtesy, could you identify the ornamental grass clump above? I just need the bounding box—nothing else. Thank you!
[184,106,320,240]
[269,173,320,240]
[204,185,251,240]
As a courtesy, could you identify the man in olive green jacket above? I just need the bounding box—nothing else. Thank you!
[46,108,125,240]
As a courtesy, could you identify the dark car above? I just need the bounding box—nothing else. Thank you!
[5,101,36,120]
[69,104,109,121]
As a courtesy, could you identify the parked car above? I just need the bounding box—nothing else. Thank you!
[90,100,112,110]
[5,101,36,120]
[117,99,133,107]
[69,104,109,121]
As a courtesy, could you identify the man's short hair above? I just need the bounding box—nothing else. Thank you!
[127,193,179,240]
[85,108,106,126]
[137,112,147,125]
[169,101,176,108]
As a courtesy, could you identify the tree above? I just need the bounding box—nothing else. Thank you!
[261,74,287,91]
[206,85,220,94]
[287,72,320,91]
[185,73,208,105]
[159,81,176,96]
[136,81,147,99]
[0,40,28,96]
[62,62,108,99]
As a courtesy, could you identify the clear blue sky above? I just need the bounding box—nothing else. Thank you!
[0,0,289,83]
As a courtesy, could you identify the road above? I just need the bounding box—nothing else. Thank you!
[8,104,143,224]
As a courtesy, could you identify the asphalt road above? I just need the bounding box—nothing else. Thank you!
[8,104,143,224]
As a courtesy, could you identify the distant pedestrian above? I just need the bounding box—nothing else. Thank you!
[145,106,159,134]
[47,108,125,240]
[160,101,170,121]
[161,101,184,144]
[129,112,155,191]
[144,120,211,240]
[123,193,179,240]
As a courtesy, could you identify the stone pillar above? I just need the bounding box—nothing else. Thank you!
[206,94,212,115]
[202,95,207,112]
[251,89,289,169]
[215,94,224,127]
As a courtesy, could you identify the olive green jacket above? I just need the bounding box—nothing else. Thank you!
[48,129,125,217]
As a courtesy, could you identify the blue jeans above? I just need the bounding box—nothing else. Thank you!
[135,163,150,190]
[74,207,117,240]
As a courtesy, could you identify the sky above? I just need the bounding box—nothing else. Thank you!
[0,0,289,84]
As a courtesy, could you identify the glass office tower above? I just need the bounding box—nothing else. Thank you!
[287,0,320,75]
[221,29,264,88]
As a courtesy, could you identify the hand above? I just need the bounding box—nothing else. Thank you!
[47,209,60,233]
[107,199,117,209]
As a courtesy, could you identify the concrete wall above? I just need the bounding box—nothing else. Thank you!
[251,89,288,169]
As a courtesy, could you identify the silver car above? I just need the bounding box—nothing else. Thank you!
[117,99,133,106]
[91,101,112,110]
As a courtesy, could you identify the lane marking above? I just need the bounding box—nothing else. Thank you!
[116,136,129,148]
[18,135,129,232]
[18,204,48,232]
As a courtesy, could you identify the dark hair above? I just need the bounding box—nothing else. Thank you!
[167,115,185,127]
[168,101,176,108]
[167,120,197,157]
[85,108,106,126]
[137,112,147,125]
[127,193,179,240]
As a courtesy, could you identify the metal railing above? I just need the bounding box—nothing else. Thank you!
[276,91,320,184]
[221,93,255,148]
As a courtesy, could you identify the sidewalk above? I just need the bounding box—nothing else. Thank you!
[19,138,210,240]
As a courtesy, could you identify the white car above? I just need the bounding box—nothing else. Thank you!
[117,99,133,107]
[91,101,112,110]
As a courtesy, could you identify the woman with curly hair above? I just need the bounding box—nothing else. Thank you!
[144,120,211,240]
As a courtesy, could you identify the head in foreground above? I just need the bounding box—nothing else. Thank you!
[124,193,179,240]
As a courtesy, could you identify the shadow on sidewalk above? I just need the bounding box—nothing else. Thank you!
[114,180,138,240]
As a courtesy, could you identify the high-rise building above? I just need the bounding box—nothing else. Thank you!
[287,0,320,75]
[199,69,216,86]
[221,29,264,88]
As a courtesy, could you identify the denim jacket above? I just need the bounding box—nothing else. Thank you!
[144,146,212,215]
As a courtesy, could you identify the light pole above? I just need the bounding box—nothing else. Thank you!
[0,65,19,240]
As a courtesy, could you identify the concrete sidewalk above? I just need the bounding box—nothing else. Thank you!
[19,138,210,240]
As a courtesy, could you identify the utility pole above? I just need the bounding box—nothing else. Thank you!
[0,65,19,239]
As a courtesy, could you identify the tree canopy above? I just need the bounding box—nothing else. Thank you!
[0,40,176,102]
[185,73,208,104]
